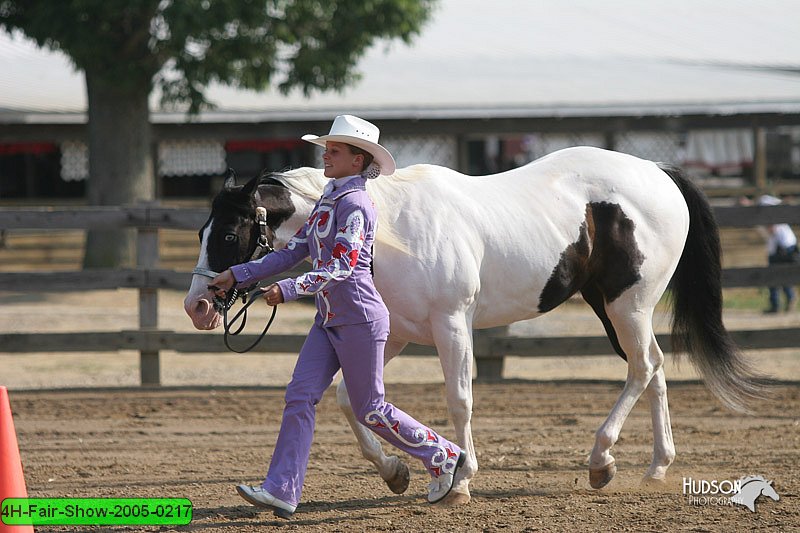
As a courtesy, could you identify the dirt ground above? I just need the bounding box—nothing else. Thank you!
[8,381,799,532]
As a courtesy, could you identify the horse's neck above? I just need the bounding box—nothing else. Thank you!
[264,189,318,248]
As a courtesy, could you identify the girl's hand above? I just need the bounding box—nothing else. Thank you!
[260,284,284,306]
[208,269,236,297]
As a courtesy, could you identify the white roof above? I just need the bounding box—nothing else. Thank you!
[2,0,800,121]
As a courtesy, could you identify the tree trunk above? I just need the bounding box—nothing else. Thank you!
[83,72,155,268]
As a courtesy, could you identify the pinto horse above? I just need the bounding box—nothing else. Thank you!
[184,146,764,503]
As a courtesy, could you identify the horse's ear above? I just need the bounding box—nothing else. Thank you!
[241,175,260,197]
[223,168,237,189]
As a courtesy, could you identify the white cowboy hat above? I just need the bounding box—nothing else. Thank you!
[302,115,396,175]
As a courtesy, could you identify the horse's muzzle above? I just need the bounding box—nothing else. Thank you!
[184,295,222,330]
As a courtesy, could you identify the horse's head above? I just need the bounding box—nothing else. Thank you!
[731,475,780,512]
[760,480,780,502]
[183,169,298,330]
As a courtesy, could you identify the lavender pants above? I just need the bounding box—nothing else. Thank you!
[260,316,461,507]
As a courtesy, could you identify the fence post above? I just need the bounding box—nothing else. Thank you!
[753,126,768,192]
[137,204,160,386]
[474,326,507,382]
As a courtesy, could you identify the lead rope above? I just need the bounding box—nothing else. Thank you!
[219,288,278,354]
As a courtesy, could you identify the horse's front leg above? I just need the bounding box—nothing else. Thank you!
[431,312,476,505]
[335,337,410,494]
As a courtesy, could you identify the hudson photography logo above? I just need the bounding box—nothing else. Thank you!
[682,475,780,512]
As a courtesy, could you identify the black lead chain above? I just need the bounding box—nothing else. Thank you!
[222,292,278,354]
[210,284,278,354]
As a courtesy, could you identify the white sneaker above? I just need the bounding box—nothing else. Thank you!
[236,484,296,519]
[427,452,466,504]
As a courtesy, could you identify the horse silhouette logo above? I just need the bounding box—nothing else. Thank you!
[730,475,779,512]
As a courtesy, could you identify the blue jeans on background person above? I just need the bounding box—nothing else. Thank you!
[767,245,798,313]
[768,285,796,313]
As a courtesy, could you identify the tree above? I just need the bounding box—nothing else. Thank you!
[0,0,436,266]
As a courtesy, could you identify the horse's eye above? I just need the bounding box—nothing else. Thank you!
[224,234,237,242]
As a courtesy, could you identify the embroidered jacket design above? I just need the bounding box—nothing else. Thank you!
[291,205,365,323]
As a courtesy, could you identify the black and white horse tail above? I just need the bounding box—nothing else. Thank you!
[661,164,768,413]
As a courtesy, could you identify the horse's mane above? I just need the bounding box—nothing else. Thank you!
[276,165,433,199]
[274,166,439,255]
[274,167,325,199]
[739,475,769,485]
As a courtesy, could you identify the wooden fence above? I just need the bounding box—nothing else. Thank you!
[1,203,799,385]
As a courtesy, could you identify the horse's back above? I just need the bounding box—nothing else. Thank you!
[389,145,690,274]
[376,147,691,333]
[401,147,688,221]
[515,146,689,230]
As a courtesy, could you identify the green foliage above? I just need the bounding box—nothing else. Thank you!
[721,288,769,311]
[1,0,436,111]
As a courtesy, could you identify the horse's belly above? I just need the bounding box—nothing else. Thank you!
[387,314,436,345]
[473,308,544,330]
[472,281,549,329]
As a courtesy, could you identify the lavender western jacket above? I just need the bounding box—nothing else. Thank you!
[231,175,389,327]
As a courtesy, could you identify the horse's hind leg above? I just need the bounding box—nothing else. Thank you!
[642,366,675,483]
[335,337,410,494]
[583,285,675,485]
[589,297,663,489]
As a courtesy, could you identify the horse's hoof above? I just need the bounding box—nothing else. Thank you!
[441,488,471,506]
[383,459,410,494]
[589,461,616,489]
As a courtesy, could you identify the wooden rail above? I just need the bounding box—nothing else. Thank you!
[1,204,799,384]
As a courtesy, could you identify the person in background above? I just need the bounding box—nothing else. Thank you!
[757,195,798,313]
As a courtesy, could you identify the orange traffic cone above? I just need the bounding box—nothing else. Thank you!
[1,386,34,533]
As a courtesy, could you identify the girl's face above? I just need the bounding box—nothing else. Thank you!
[322,141,364,179]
